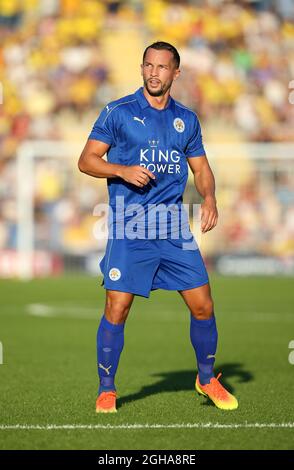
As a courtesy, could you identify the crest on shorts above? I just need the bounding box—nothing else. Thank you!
[173,117,185,133]
[109,267,121,281]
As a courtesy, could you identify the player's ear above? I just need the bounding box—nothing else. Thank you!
[173,68,180,81]
[140,64,143,76]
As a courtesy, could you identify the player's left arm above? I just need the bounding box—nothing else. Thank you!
[187,155,218,233]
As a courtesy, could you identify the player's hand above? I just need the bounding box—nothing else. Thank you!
[200,196,218,233]
[118,165,156,188]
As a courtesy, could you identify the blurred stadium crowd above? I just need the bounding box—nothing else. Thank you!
[0,0,293,273]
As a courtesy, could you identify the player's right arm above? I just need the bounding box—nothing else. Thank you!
[78,139,155,188]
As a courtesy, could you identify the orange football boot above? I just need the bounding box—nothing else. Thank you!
[196,373,238,410]
[96,391,117,413]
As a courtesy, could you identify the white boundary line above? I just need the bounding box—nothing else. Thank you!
[20,303,294,322]
[0,423,293,430]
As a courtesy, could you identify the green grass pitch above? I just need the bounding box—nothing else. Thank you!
[0,274,293,450]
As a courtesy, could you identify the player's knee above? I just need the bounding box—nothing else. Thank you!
[191,299,214,321]
[105,297,131,324]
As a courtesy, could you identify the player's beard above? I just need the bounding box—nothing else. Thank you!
[144,77,173,97]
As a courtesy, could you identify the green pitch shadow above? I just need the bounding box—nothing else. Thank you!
[118,363,252,408]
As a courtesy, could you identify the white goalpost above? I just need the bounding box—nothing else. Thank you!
[16,141,83,279]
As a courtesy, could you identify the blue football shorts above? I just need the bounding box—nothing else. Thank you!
[99,236,209,297]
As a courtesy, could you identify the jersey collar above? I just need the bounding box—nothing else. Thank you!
[135,87,175,111]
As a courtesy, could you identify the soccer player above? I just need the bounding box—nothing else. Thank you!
[78,41,238,412]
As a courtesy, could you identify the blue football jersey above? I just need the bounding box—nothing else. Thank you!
[89,87,206,238]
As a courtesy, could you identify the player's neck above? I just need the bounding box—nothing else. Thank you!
[143,87,171,110]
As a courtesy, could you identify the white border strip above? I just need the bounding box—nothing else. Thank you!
[0,423,293,430]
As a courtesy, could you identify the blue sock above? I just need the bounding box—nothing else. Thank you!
[97,315,125,394]
[190,314,218,385]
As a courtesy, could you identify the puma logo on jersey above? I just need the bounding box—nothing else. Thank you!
[98,363,112,375]
[133,116,146,126]
[207,354,216,359]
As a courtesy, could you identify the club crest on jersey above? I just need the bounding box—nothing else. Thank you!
[109,267,121,281]
[173,118,185,133]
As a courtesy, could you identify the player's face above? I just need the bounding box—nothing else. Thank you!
[141,48,180,97]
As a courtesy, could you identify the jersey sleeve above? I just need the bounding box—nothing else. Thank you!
[88,105,116,145]
[185,114,206,158]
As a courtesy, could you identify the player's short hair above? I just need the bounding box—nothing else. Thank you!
[142,41,180,68]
